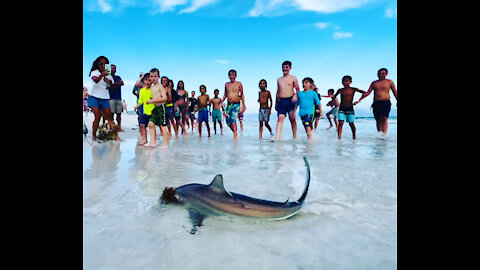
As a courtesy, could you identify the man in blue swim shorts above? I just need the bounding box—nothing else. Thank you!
[354,68,397,136]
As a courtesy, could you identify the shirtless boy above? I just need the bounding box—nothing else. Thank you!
[275,61,301,140]
[196,85,211,138]
[210,89,223,135]
[333,75,365,140]
[257,79,273,139]
[221,69,246,141]
[144,68,169,148]
[354,68,397,136]
[323,89,339,130]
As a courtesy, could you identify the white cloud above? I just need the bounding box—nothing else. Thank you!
[385,7,397,18]
[179,0,217,13]
[153,0,188,12]
[249,0,374,17]
[333,32,353,39]
[98,0,113,13]
[213,59,229,64]
[315,22,330,29]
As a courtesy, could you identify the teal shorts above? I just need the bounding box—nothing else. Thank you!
[212,109,222,122]
[338,106,355,122]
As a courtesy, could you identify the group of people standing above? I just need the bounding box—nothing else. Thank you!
[85,56,397,146]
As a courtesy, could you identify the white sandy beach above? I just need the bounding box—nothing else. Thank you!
[83,112,143,140]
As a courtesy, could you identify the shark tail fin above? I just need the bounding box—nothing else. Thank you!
[297,156,311,204]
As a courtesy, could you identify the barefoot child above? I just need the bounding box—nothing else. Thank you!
[333,75,365,140]
[323,89,339,130]
[134,73,152,146]
[257,79,273,139]
[196,85,211,137]
[145,68,169,148]
[210,89,223,135]
[221,69,246,141]
[297,77,321,142]
[274,60,301,140]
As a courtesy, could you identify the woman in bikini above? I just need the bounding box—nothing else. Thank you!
[176,80,189,135]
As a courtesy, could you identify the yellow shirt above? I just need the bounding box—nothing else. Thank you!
[137,87,155,115]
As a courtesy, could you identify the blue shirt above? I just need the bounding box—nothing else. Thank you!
[108,75,122,100]
[297,90,320,117]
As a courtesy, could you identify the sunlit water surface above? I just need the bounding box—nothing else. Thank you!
[83,115,397,270]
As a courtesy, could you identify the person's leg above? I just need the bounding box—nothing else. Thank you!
[306,126,313,142]
[259,121,263,139]
[349,122,356,139]
[377,117,388,134]
[116,113,123,131]
[275,114,286,140]
[218,120,223,135]
[145,121,157,147]
[230,122,238,141]
[326,113,333,129]
[265,121,273,134]
[159,125,169,148]
[91,107,101,140]
[205,122,211,138]
[138,124,147,145]
[337,120,344,139]
[288,110,297,139]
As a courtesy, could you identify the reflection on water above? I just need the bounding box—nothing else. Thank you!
[83,116,396,270]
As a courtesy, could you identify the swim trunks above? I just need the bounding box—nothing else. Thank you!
[198,108,209,123]
[149,104,167,127]
[225,102,241,125]
[372,100,392,120]
[139,113,150,125]
[166,103,174,120]
[276,97,296,116]
[259,108,270,122]
[326,107,338,117]
[300,114,315,128]
[212,109,222,122]
[338,106,355,123]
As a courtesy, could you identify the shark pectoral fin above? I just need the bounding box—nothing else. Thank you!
[208,174,233,197]
[187,208,207,228]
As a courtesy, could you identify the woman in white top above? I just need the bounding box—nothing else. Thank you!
[88,56,120,141]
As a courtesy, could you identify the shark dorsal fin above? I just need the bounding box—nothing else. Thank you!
[208,174,232,197]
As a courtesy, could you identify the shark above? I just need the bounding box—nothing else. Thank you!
[161,156,311,233]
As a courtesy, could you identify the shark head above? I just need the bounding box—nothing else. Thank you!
[160,187,184,205]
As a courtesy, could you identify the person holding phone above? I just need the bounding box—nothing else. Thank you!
[88,56,121,141]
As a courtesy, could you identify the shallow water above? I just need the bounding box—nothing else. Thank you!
[83,115,397,270]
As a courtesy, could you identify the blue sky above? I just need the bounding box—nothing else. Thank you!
[83,0,397,113]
